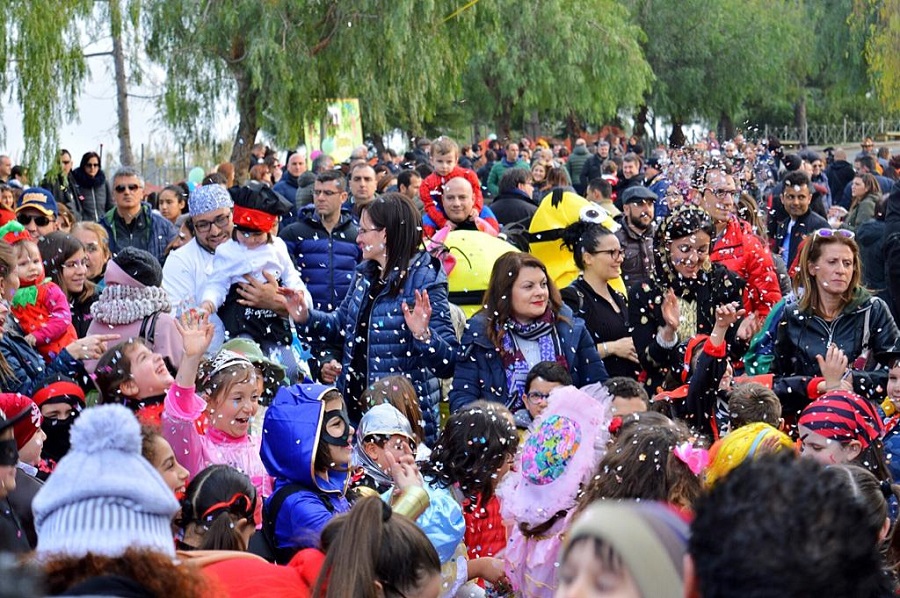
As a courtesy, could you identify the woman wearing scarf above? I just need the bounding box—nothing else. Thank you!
[84,246,183,373]
[70,151,114,222]
[449,252,607,413]
[628,205,750,392]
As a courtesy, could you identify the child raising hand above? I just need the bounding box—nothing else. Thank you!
[163,309,272,525]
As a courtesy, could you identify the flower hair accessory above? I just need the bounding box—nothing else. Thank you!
[673,442,709,475]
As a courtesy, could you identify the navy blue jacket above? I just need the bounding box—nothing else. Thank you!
[279,206,361,311]
[448,305,608,412]
[304,251,458,444]
[272,173,300,223]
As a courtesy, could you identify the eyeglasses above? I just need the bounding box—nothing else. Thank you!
[814,228,854,240]
[358,226,383,235]
[17,214,52,227]
[114,183,141,193]
[591,248,624,260]
[85,162,100,169]
[705,188,736,200]
[313,189,340,197]
[62,258,88,269]
[193,213,231,233]
[525,391,551,403]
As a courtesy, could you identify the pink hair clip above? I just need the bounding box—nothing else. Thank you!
[674,442,709,476]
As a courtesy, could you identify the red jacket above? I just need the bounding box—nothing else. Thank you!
[464,493,506,560]
[710,218,781,319]
[419,166,484,230]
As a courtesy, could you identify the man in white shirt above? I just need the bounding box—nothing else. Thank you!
[162,184,288,350]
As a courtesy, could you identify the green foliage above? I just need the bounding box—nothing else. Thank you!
[461,0,653,136]
[624,0,811,126]
[145,0,480,168]
[0,0,92,170]
[852,0,900,114]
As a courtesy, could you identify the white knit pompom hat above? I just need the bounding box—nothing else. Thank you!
[32,404,179,559]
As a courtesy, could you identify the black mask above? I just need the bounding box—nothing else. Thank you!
[321,408,351,446]
[0,438,18,467]
[41,415,77,463]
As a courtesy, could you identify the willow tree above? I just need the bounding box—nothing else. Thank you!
[145,1,480,176]
[461,0,653,140]
[0,0,92,169]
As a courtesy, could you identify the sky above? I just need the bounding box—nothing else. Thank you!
[1,41,238,175]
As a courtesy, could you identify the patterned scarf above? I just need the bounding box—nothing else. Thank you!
[499,310,569,409]
[90,284,171,325]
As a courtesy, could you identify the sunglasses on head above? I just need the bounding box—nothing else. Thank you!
[814,228,854,240]
[17,214,52,227]
[114,184,141,193]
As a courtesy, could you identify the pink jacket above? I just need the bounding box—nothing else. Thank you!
[162,383,273,524]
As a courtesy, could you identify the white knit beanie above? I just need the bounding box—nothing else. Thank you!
[32,404,179,559]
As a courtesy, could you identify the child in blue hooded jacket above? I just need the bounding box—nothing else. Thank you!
[260,383,353,563]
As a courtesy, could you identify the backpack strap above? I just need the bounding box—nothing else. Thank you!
[138,311,160,345]
[262,482,338,564]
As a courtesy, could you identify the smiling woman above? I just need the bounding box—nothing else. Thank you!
[39,232,99,338]
[773,229,899,399]
[628,205,746,391]
[449,251,607,412]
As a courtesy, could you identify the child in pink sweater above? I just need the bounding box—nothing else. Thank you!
[161,310,272,525]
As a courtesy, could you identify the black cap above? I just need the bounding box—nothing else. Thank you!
[230,184,293,218]
[620,186,658,205]
[112,247,163,288]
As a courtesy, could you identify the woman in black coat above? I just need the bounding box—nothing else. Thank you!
[628,205,750,390]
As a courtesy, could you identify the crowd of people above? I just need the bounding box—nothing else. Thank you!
[1,130,900,597]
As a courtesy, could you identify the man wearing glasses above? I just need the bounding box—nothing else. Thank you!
[163,183,290,351]
[698,167,781,320]
[100,167,177,264]
[15,187,60,239]
[279,170,360,382]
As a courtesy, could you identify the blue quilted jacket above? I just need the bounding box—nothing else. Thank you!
[279,206,361,311]
[304,251,459,444]
[448,305,608,412]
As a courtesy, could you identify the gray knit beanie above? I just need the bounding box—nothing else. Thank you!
[32,404,179,559]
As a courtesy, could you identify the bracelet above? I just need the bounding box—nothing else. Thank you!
[601,342,609,357]
[391,486,430,520]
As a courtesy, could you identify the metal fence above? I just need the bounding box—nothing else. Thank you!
[759,119,900,147]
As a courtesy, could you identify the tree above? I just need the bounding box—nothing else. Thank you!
[0,0,92,170]
[83,0,144,167]
[853,0,900,114]
[145,0,481,178]
[624,0,810,145]
[460,0,653,140]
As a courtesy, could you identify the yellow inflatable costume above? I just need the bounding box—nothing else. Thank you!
[528,189,625,294]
